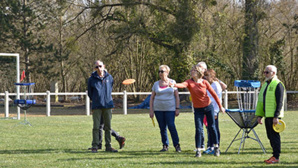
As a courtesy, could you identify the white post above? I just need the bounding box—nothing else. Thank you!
[46,91,51,116]
[123,90,127,115]
[224,90,228,109]
[86,91,90,116]
[0,53,20,119]
[16,54,20,120]
[5,91,9,118]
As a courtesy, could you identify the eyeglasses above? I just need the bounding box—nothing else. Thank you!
[158,70,166,73]
[263,71,270,74]
[95,65,102,68]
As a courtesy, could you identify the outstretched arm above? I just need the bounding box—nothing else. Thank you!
[171,82,188,88]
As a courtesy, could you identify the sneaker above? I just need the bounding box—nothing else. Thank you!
[175,144,181,152]
[88,144,102,150]
[264,156,279,164]
[91,148,98,153]
[203,147,212,154]
[195,150,201,157]
[105,147,118,152]
[214,147,220,156]
[160,145,168,152]
[117,136,126,149]
[208,150,215,155]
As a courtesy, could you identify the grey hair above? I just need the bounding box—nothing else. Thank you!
[266,65,277,74]
[95,60,103,65]
[159,65,170,73]
[197,62,207,70]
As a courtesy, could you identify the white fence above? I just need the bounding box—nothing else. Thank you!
[0,90,297,120]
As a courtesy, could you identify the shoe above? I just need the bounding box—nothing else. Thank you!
[175,144,181,152]
[88,144,102,150]
[214,147,220,156]
[160,145,168,152]
[264,156,279,164]
[117,136,126,149]
[105,147,118,152]
[207,150,215,155]
[203,147,212,154]
[195,150,201,157]
[91,148,98,153]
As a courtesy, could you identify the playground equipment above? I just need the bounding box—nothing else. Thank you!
[14,83,36,126]
[225,80,266,154]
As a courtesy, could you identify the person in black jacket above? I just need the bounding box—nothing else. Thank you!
[87,60,118,153]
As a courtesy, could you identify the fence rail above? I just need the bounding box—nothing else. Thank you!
[0,90,297,120]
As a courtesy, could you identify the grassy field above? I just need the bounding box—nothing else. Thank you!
[0,110,297,168]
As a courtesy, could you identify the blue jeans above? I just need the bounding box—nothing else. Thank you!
[207,113,220,147]
[155,111,180,147]
[194,104,218,149]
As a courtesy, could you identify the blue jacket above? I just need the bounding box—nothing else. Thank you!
[87,71,114,109]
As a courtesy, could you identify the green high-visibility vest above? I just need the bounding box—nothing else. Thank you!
[255,76,285,118]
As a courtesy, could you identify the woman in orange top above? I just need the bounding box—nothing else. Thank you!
[172,65,225,157]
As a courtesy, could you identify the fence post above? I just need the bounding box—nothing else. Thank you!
[86,91,90,116]
[5,91,9,118]
[46,91,51,116]
[123,90,127,115]
[224,90,228,109]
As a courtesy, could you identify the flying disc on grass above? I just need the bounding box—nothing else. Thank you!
[273,120,286,133]
[122,79,136,85]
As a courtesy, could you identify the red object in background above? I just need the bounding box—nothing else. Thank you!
[20,70,25,82]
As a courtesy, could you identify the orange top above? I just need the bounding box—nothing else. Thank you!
[177,79,222,109]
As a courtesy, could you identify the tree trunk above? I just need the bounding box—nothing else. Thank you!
[242,0,259,80]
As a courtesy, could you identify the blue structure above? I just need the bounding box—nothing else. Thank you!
[14,83,36,126]
[128,95,151,109]
[225,80,266,154]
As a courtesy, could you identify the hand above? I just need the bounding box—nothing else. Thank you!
[169,82,175,88]
[149,110,154,118]
[273,118,279,126]
[214,115,218,120]
[175,109,180,117]
[257,117,263,124]
[220,107,226,114]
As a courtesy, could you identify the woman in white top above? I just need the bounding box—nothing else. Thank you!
[204,69,224,154]
[149,65,181,152]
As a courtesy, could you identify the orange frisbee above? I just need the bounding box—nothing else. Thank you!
[122,79,136,85]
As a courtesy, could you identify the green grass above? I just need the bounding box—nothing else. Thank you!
[0,111,297,168]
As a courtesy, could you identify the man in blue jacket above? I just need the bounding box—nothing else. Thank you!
[88,60,118,153]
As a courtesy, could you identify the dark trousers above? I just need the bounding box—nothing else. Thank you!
[194,104,218,149]
[207,113,220,147]
[265,118,281,159]
[99,117,119,144]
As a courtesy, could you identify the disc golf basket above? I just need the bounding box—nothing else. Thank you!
[14,83,36,126]
[225,80,266,154]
